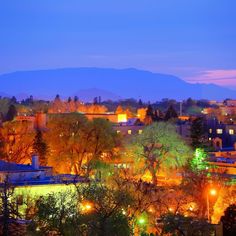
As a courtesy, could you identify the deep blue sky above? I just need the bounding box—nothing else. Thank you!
[1,0,236,88]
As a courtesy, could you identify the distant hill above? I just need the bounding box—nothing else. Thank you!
[0,67,235,101]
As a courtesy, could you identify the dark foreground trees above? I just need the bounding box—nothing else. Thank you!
[0,176,22,236]
[160,213,213,236]
[28,184,132,236]
[221,204,236,236]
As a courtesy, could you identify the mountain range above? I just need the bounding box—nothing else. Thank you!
[0,67,235,101]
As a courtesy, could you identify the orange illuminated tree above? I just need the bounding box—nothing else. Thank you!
[45,113,89,173]
[0,121,34,163]
[45,114,117,175]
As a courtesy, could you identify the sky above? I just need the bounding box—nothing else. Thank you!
[0,0,236,88]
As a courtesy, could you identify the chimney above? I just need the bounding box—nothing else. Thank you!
[32,155,39,169]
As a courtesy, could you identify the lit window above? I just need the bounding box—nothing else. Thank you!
[117,130,121,134]
[216,129,223,134]
[118,114,127,123]
[229,129,234,135]
[138,130,143,134]
[209,137,212,141]
[128,130,132,135]
[209,129,212,134]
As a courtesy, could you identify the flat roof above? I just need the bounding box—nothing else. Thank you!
[0,160,52,173]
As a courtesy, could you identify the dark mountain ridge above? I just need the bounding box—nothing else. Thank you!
[0,67,235,101]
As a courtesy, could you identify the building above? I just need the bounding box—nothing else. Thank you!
[207,119,236,149]
[15,112,47,130]
[0,155,51,184]
[84,113,127,123]
[208,150,236,179]
[114,118,144,136]
[0,155,87,187]
[225,99,236,107]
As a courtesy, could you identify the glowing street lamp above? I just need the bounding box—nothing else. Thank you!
[168,207,174,212]
[133,215,147,235]
[81,201,93,213]
[138,217,146,225]
[209,189,217,196]
[206,188,217,222]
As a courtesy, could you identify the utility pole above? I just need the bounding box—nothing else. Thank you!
[179,101,183,116]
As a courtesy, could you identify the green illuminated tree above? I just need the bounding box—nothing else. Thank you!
[190,148,208,172]
[127,122,191,185]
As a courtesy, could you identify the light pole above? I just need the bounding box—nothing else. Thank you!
[206,188,217,222]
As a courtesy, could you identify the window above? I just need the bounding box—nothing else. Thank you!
[138,129,143,134]
[209,137,212,141]
[128,130,132,135]
[216,129,223,134]
[116,130,121,134]
[209,128,212,134]
[229,129,234,135]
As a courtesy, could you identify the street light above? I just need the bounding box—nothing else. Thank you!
[81,201,93,213]
[209,189,217,196]
[206,188,217,222]
[138,218,145,225]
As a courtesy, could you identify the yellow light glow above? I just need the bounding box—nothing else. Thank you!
[141,171,152,182]
[168,207,173,212]
[210,189,217,196]
[189,206,194,211]
[81,201,93,213]
[148,207,154,213]
[85,204,92,210]
[117,114,127,123]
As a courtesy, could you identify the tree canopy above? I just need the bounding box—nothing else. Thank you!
[126,122,191,185]
[45,114,117,176]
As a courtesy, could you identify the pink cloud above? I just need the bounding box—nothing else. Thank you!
[185,69,236,86]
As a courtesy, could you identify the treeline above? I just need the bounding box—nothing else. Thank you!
[0,114,117,175]
[0,95,220,120]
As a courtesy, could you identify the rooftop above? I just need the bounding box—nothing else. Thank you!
[0,160,51,173]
